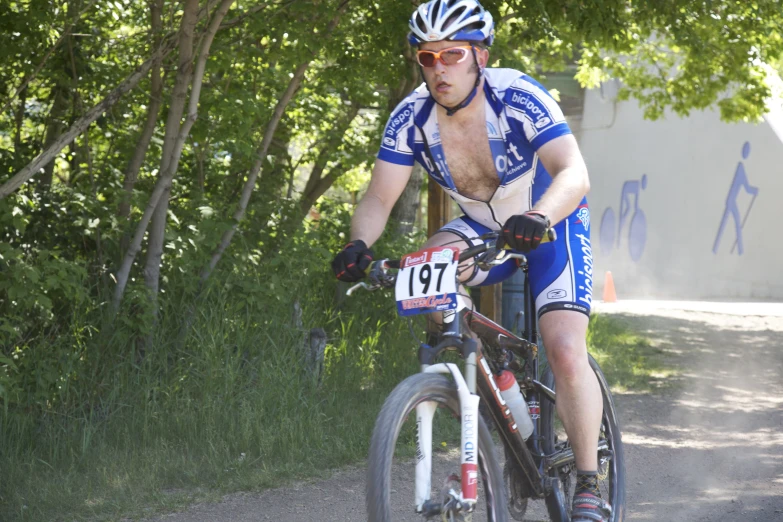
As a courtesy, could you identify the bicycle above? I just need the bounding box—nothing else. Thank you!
[347,231,625,521]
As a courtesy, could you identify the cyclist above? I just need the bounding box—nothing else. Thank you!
[332,1,608,519]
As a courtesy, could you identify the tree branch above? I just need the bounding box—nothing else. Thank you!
[142,0,235,300]
[111,0,201,312]
[200,1,352,283]
[220,1,278,28]
[200,59,310,281]
[118,0,165,225]
[0,0,100,115]
[0,37,178,199]
[300,162,342,214]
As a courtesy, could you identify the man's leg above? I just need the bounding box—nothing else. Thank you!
[539,309,611,519]
[538,310,602,471]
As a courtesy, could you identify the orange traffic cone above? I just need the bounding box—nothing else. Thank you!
[603,271,617,303]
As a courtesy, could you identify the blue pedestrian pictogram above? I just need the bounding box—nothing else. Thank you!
[599,174,648,262]
[713,142,758,256]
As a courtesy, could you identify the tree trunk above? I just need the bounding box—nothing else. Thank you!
[141,0,200,300]
[299,162,343,218]
[268,126,294,200]
[0,37,177,200]
[298,103,360,216]
[118,0,164,255]
[385,40,424,235]
[38,85,70,190]
[142,0,234,302]
[390,163,424,235]
[199,2,350,284]
[111,0,208,313]
[200,60,310,283]
[13,84,26,154]
[195,136,209,196]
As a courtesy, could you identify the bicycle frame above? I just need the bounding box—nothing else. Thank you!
[410,262,547,515]
[350,231,599,516]
[413,266,544,507]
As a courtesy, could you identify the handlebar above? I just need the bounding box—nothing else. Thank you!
[346,228,556,296]
[459,228,556,263]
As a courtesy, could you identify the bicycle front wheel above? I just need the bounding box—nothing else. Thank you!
[541,354,626,521]
[367,372,508,522]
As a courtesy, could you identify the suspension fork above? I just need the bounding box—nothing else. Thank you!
[414,309,481,512]
[420,307,544,498]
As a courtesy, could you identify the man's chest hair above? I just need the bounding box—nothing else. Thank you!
[439,121,499,199]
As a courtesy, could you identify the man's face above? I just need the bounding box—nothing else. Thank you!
[419,40,489,107]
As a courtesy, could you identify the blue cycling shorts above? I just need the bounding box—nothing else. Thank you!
[438,203,594,318]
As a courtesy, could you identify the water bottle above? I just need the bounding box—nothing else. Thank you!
[496,370,534,440]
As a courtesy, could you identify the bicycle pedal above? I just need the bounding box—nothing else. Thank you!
[419,500,443,517]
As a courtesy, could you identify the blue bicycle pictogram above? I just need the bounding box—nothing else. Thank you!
[599,174,648,262]
[713,142,758,256]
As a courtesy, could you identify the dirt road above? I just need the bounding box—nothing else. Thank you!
[148,302,783,521]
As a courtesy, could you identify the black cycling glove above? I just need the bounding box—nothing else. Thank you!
[502,211,550,252]
[331,239,374,282]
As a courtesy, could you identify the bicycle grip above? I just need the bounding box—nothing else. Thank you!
[540,228,557,244]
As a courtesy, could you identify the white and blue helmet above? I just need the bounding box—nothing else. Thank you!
[408,0,495,46]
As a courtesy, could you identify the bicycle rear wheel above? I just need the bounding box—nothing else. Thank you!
[541,354,626,521]
[367,372,508,522]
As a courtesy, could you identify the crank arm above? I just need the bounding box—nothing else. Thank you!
[544,440,610,472]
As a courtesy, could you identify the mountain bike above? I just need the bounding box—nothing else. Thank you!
[347,231,625,521]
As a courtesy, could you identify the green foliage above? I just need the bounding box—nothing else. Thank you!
[491,0,783,121]
[0,212,425,521]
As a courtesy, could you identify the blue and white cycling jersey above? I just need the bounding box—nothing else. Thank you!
[376,68,594,316]
[377,68,573,229]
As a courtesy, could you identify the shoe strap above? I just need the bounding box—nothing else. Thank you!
[572,493,611,522]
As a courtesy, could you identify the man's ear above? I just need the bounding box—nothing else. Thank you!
[478,48,490,69]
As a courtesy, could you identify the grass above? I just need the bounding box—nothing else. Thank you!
[587,313,678,393]
[0,302,672,522]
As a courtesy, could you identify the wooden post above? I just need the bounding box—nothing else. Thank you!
[427,178,501,324]
[480,282,502,324]
[427,177,452,234]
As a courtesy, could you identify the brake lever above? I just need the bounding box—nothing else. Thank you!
[368,259,396,288]
[493,250,528,265]
[346,281,378,296]
[475,246,500,270]
[475,245,528,269]
[346,260,397,296]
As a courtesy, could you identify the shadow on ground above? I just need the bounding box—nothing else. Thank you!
[607,310,783,522]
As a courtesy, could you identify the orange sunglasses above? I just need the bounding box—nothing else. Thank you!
[416,45,474,68]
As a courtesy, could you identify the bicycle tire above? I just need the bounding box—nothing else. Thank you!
[541,354,626,521]
[367,372,508,522]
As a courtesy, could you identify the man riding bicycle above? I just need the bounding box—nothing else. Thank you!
[331,1,607,520]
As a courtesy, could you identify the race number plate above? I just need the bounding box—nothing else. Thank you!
[395,246,460,317]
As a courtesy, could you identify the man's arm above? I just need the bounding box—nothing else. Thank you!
[350,159,414,247]
[533,134,590,225]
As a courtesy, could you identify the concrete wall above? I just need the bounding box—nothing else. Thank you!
[577,82,783,300]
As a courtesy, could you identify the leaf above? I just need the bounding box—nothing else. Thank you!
[37,295,53,310]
